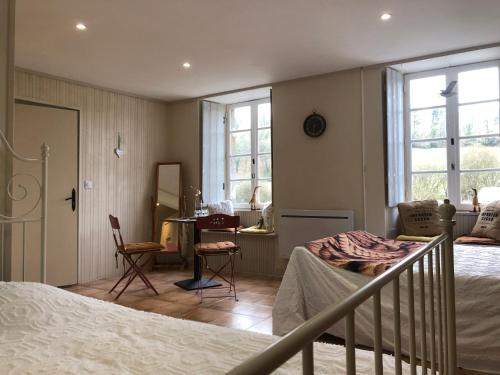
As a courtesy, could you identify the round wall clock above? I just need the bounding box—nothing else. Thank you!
[303,112,326,137]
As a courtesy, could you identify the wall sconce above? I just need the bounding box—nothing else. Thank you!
[114,133,124,158]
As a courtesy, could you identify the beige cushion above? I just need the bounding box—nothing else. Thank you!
[396,234,438,243]
[122,242,164,253]
[398,200,442,236]
[195,241,239,254]
[471,201,500,241]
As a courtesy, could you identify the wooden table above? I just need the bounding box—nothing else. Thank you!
[164,217,222,291]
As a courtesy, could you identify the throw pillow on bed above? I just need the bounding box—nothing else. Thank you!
[471,200,500,241]
[397,199,442,236]
[207,200,234,216]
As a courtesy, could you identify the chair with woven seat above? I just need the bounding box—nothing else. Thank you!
[108,214,165,300]
[195,214,241,302]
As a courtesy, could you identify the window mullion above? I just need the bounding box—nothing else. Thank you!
[446,69,459,204]
[404,77,412,200]
[251,102,258,197]
[225,108,230,200]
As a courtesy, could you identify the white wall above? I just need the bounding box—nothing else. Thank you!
[272,69,365,229]
[167,99,200,214]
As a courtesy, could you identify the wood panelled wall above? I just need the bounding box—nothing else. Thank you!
[0,0,15,281]
[15,69,170,283]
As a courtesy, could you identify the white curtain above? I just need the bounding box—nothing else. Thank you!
[386,68,405,207]
[202,101,226,204]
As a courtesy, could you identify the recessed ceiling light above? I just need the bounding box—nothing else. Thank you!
[380,12,392,21]
[76,23,87,30]
[183,62,191,69]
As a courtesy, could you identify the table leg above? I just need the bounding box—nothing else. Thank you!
[193,227,201,280]
[174,222,221,291]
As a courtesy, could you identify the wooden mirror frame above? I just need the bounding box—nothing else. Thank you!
[152,162,183,247]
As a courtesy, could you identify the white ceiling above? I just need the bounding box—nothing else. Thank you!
[15,0,500,101]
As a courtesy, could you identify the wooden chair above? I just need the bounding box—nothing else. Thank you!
[108,215,164,300]
[195,214,241,302]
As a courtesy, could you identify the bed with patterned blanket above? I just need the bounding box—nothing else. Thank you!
[274,243,500,374]
[0,282,415,374]
[305,230,423,276]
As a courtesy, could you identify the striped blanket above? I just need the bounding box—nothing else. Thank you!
[305,230,423,276]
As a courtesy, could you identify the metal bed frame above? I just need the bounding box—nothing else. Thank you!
[229,200,457,375]
[0,129,49,283]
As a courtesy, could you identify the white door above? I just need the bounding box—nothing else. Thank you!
[13,102,78,286]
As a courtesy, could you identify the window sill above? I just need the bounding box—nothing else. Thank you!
[238,231,276,237]
[201,229,276,238]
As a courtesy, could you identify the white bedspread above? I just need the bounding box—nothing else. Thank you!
[273,244,500,374]
[0,282,413,374]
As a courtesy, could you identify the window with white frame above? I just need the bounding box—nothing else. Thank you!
[227,99,272,208]
[405,61,500,208]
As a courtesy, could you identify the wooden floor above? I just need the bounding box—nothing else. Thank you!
[65,269,279,335]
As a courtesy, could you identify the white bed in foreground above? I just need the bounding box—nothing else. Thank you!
[273,245,500,374]
[0,282,414,374]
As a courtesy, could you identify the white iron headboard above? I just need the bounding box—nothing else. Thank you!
[0,129,49,282]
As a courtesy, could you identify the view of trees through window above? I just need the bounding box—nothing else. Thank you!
[407,64,500,205]
[228,100,272,206]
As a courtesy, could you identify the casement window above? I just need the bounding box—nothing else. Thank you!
[404,61,500,208]
[227,99,272,208]
[201,97,273,208]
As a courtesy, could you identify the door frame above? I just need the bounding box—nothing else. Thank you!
[14,97,81,285]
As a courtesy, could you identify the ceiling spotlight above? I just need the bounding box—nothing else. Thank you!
[76,23,87,30]
[380,12,392,21]
[183,62,191,69]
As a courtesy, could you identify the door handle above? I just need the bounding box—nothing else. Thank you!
[65,188,76,211]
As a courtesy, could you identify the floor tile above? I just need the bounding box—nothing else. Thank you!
[208,299,272,319]
[67,270,282,336]
[247,318,273,335]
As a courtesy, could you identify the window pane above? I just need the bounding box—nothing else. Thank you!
[258,154,272,178]
[257,180,272,203]
[258,103,271,128]
[230,156,251,179]
[412,173,448,201]
[460,137,500,170]
[460,171,500,203]
[230,180,252,204]
[231,106,251,130]
[409,75,446,109]
[411,140,447,171]
[258,129,271,153]
[410,108,446,140]
[459,101,500,137]
[230,131,251,155]
[458,67,499,104]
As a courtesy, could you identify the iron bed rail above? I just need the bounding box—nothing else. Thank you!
[228,200,457,375]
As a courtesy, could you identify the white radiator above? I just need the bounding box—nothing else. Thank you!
[278,209,354,258]
[199,210,279,277]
